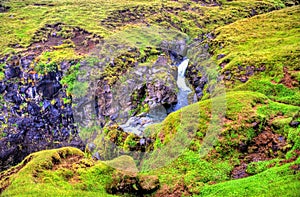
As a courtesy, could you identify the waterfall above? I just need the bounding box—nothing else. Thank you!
[120,58,192,136]
[173,58,192,111]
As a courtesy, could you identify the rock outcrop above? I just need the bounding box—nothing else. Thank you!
[0,55,84,171]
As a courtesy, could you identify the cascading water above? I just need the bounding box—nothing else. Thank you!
[120,58,192,136]
[173,58,192,111]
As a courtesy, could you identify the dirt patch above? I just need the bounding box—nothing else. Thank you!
[52,155,83,171]
[280,67,297,88]
[154,182,191,197]
[101,6,157,29]
[107,172,159,196]
[0,155,33,194]
[233,127,288,179]
[33,3,55,7]
[231,162,249,179]
[24,23,102,57]
[290,164,300,171]
[191,0,221,6]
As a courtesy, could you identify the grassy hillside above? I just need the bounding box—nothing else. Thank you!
[1,91,299,196]
[210,5,300,105]
[0,0,299,197]
[0,0,296,55]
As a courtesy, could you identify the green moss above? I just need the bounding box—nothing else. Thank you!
[208,6,300,105]
[60,62,82,95]
[197,159,300,197]
[0,147,118,197]
[246,158,281,175]
[0,0,295,55]
[38,48,82,65]
[34,62,57,74]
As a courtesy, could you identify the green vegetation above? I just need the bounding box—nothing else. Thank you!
[0,147,115,197]
[198,158,300,197]
[209,6,300,105]
[0,0,300,196]
[0,0,296,55]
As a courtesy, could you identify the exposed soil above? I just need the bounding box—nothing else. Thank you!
[231,162,249,179]
[33,3,55,7]
[290,164,300,171]
[52,155,83,171]
[233,127,288,179]
[21,23,102,58]
[154,182,191,197]
[0,155,33,194]
[280,67,298,88]
[100,6,157,29]
[222,64,266,85]
[191,0,221,6]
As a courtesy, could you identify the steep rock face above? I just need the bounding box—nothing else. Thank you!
[0,55,84,171]
[86,45,181,127]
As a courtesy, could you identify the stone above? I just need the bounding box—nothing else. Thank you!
[217,54,226,60]
[0,82,6,93]
[289,121,300,128]
[138,175,160,193]
[37,79,62,99]
[240,77,248,83]
[27,103,40,116]
[5,66,21,79]
[4,91,23,104]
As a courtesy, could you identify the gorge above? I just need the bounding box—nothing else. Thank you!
[0,0,299,196]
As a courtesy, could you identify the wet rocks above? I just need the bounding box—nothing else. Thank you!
[147,82,177,104]
[0,82,6,93]
[0,55,84,171]
[120,105,167,136]
[5,66,21,79]
[37,78,62,99]
[4,91,23,105]
[161,40,187,63]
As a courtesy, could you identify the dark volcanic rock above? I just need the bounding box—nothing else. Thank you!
[37,79,62,99]
[289,121,300,128]
[0,82,6,93]
[0,57,84,172]
[0,4,10,13]
[161,40,187,63]
[5,66,21,79]
[4,91,23,105]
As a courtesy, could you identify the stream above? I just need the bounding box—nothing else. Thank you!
[120,58,192,136]
[173,58,192,111]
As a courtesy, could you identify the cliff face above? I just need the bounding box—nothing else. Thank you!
[0,0,299,196]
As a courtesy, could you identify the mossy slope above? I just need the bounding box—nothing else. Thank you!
[210,5,300,105]
[0,1,300,197]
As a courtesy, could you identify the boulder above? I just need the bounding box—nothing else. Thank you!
[37,79,62,99]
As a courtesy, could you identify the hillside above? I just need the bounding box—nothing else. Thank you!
[0,0,299,196]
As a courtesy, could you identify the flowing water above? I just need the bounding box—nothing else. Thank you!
[173,58,192,111]
[120,58,192,136]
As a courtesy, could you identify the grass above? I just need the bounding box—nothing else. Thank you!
[0,147,117,197]
[0,0,296,56]
[1,91,300,196]
[197,157,300,197]
[208,5,300,105]
[1,1,300,197]
[139,91,300,194]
